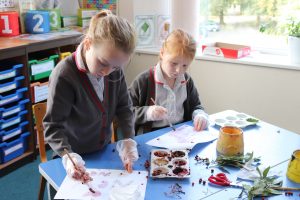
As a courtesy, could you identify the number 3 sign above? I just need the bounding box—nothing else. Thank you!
[25,10,50,34]
[0,11,20,37]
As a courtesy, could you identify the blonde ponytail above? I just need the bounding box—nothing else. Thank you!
[86,10,136,54]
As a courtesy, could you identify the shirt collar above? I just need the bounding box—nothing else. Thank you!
[154,62,187,86]
[74,42,88,73]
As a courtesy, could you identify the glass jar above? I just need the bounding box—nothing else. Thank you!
[216,126,244,156]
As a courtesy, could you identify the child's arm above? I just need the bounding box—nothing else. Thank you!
[187,76,205,114]
[128,72,151,125]
[43,73,74,156]
[115,71,135,138]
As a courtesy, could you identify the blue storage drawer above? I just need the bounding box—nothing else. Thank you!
[0,121,28,142]
[0,87,27,106]
[0,132,30,164]
[0,99,29,118]
[0,110,27,130]
[0,64,23,81]
[0,76,24,94]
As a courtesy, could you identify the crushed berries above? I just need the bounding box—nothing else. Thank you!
[144,160,150,169]
[199,178,202,184]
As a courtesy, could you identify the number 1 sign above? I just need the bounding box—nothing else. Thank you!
[0,11,20,37]
[25,10,50,34]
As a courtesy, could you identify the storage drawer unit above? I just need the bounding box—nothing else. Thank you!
[0,110,27,130]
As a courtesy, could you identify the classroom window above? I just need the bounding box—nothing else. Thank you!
[199,0,300,54]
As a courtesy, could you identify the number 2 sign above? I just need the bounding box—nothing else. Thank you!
[0,11,20,37]
[25,10,50,34]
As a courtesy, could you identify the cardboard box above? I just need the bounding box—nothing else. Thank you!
[202,42,251,59]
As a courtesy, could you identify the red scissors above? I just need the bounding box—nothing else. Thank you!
[208,173,243,188]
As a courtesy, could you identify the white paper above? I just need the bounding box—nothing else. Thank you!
[34,84,48,103]
[55,169,148,200]
[146,125,218,149]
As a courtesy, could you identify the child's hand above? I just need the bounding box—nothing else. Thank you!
[193,114,209,131]
[62,153,92,183]
[146,105,168,121]
[116,138,138,173]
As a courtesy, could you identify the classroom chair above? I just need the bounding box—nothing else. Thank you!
[33,102,118,200]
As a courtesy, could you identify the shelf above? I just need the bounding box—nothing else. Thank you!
[0,151,35,176]
[0,27,83,176]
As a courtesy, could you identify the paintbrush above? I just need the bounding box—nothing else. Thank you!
[63,149,95,193]
[270,186,300,191]
[150,98,176,131]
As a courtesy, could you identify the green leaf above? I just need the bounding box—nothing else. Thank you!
[263,166,271,178]
[256,167,262,178]
[246,118,259,123]
[267,188,282,195]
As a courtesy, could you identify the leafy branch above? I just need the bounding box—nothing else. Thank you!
[211,152,261,172]
[243,167,283,200]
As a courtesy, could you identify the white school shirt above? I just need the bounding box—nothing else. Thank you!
[151,63,187,128]
[76,43,104,101]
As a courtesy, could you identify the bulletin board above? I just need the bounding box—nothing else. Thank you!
[81,0,117,14]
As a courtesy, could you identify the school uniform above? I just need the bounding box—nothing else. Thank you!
[43,43,134,156]
[129,63,207,134]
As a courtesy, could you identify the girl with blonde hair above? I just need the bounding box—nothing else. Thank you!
[44,10,138,182]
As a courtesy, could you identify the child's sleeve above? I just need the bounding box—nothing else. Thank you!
[115,71,135,138]
[43,72,74,156]
[187,76,207,119]
[128,73,151,125]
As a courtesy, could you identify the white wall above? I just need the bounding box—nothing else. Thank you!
[119,0,300,134]
[125,53,300,135]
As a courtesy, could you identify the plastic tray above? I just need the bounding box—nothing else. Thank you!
[28,55,58,81]
[0,76,24,94]
[211,110,259,128]
[0,87,27,107]
[150,149,190,178]
[30,81,49,103]
[0,99,29,118]
[0,132,30,164]
[0,64,23,81]
[0,121,28,142]
[0,110,27,130]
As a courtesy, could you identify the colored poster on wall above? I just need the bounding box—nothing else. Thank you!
[157,15,171,45]
[135,15,155,47]
[0,0,14,8]
[81,0,117,14]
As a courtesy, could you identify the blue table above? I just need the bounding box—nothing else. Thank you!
[39,112,300,199]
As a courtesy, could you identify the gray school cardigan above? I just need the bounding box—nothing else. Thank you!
[43,54,134,156]
[128,67,205,133]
